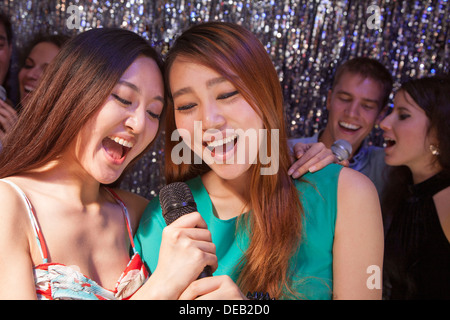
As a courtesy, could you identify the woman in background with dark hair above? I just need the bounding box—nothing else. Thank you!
[17,34,70,108]
[380,76,450,299]
[0,11,16,149]
[0,34,70,151]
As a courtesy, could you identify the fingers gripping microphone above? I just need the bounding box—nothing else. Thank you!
[159,182,212,279]
[331,139,352,161]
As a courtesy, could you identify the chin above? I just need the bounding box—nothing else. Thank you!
[210,163,252,181]
[383,155,401,167]
[94,171,123,185]
[98,178,120,186]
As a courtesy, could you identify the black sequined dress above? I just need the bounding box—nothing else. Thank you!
[383,173,450,300]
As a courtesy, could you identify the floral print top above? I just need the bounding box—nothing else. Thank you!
[1,179,149,300]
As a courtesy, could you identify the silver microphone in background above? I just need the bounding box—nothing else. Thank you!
[331,139,352,161]
[0,86,6,101]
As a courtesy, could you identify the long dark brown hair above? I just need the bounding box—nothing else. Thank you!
[382,75,450,218]
[163,22,303,299]
[0,28,164,179]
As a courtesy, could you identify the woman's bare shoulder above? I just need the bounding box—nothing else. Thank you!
[336,167,382,227]
[338,167,378,194]
[0,178,35,258]
[0,178,32,222]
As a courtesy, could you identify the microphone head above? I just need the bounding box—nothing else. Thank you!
[331,139,352,161]
[159,182,197,225]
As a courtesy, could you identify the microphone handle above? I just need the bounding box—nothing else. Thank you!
[160,183,213,279]
[197,266,212,279]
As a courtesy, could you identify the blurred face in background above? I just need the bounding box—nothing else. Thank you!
[380,90,441,183]
[18,41,61,105]
[0,22,12,85]
[380,90,437,176]
[322,72,385,157]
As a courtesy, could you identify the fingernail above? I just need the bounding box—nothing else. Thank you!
[292,171,300,179]
[309,166,317,173]
[288,168,294,175]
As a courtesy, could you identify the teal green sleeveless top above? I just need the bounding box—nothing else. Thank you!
[135,164,342,299]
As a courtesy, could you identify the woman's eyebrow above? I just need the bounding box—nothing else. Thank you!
[118,79,141,94]
[172,86,192,99]
[172,76,227,99]
[118,80,163,103]
[206,76,227,88]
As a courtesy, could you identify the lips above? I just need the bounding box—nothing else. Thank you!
[102,136,135,164]
[203,133,239,158]
[338,121,361,132]
[24,85,36,94]
[383,136,396,148]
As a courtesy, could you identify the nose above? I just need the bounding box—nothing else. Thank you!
[124,106,147,134]
[379,112,392,131]
[201,100,225,131]
[27,66,41,81]
[345,101,360,118]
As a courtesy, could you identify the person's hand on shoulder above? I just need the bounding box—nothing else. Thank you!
[288,142,349,178]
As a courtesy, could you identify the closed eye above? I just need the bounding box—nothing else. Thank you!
[399,114,410,120]
[396,107,411,120]
[147,110,161,120]
[362,104,376,110]
[338,96,352,102]
[218,91,239,100]
[112,93,132,106]
[23,60,35,69]
[175,103,196,111]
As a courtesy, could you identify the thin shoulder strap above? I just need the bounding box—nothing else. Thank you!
[0,179,49,263]
[104,188,137,255]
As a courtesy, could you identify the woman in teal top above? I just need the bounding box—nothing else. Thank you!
[137,165,341,299]
[135,22,384,299]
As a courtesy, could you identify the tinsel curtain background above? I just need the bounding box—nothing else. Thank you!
[1,0,449,199]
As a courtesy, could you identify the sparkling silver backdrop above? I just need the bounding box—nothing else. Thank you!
[2,0,449,199]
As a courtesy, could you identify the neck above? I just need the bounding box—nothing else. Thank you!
[201,170,251,220]
[408,153,442,184]
[410,163,442,185]
[23,158,103,206]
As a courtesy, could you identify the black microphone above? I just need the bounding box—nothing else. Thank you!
[159,182,212,279]
[331,139,352,161]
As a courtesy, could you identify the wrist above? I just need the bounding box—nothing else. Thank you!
[141,268,180,300]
